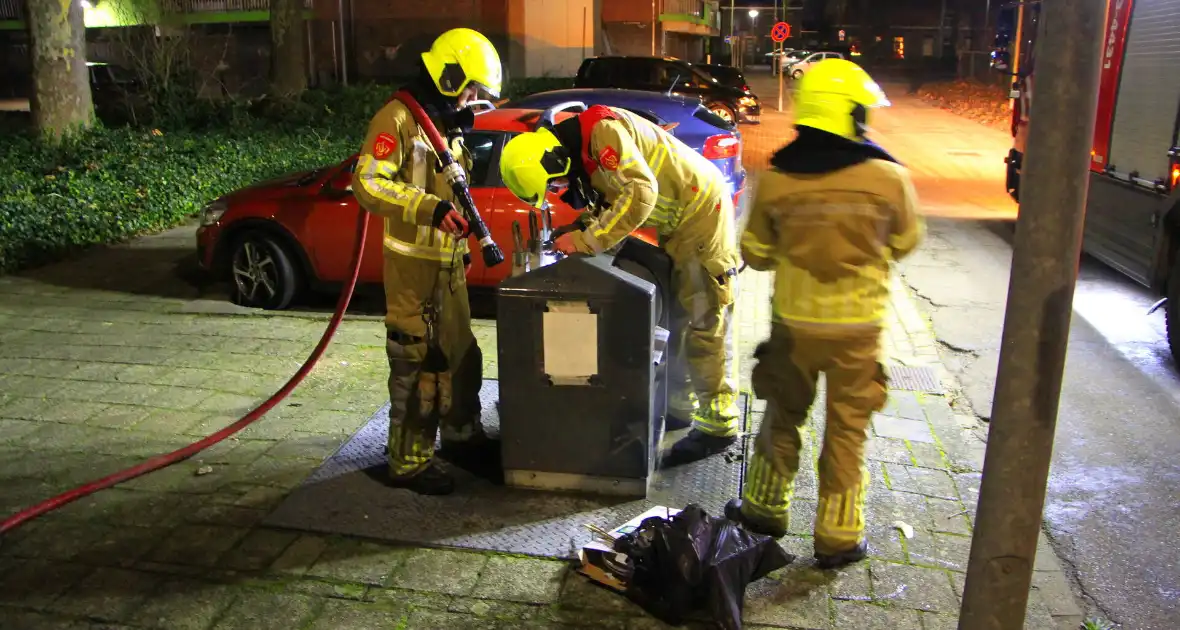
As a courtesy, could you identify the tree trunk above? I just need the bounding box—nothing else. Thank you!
[27,0,94,141]
[270,0,307,98]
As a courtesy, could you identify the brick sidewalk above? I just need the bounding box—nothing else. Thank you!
[0,84,1080,627]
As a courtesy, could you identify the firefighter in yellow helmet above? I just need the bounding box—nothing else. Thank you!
[725,58,924,568]
[499,105,743,465]
[351,28,503,495]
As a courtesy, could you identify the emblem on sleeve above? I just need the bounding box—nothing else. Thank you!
[598,146,620,171]
[373,133,398,160]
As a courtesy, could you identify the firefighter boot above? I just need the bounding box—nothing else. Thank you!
[663,429,737,467]
[815,541,868,570]
[724,499,791,541]
[385,461,456,496]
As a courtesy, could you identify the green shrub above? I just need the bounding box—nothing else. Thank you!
[0,126,359,274]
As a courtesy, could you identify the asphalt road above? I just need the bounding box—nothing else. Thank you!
[744,68,1179,628]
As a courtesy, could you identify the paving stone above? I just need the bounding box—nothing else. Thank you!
[885,391,927,422]
[74,525,170,568]
[40,400,112,424]
[470,555,569,604]
[873,415,935,443]
[906,533,972,573]
[786,498,817,536]
[0,559,92,609]
[743,565,834,629]
[305,598,406,630]
[865,523,909,564]
[219,529,299,572]
[2,517,114,561]
[270,535,329,576]
[866,436,914,465]
[49,567,158,621]
[286,577,370,600]
[884,463,959,500]
[209,591,321,630]
[0,608,91,630]
[187,500,269,529]
[116,461,228,495]
[130,578,240,630]
[196,439,274,466]
[1032,570,1083,617]
[925,498,972,535]
[403,608,492,629]
[130,411,211,435]
[67,488,188,528]
[448,596,553,621]
[265,432,348,460]
[918,612,959,630]
[834,600,923,629]
[306,538,412,585]
[558,572,648,616]
[869,561,959,613]
[951,472,982,505]
[827,563,872,602]
[229,484,291,510]
[907,441,948,469]
[222,455,316,489]
[147,524,249,567]
[387,548,487,596]
[369,586,453,611]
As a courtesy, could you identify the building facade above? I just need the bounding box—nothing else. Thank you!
[600,0,720,62]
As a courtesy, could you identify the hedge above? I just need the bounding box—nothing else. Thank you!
[0,77,574,275]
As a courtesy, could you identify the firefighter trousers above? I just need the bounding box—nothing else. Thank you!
[742,321,888,555]
[384,265,484,479]
[666,255,741,438]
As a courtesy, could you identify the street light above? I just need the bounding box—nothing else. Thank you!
[748,9,759,18]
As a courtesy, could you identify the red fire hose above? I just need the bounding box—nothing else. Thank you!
[0,210,370,537]
[0,91,504,538]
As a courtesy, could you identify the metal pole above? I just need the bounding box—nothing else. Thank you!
[336,0,347,85]
[777,40,783,112]
[1012,0,1026,76]
[956,0,1105,628]
[652,0,657,56]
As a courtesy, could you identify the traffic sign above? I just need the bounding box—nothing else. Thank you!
[770,21,790,43]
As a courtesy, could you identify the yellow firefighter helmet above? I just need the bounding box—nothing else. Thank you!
[499,128,572,209]
[793,58,890,140]
[421,28,504,99]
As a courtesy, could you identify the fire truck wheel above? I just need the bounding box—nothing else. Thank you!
[1167,254,1179,366]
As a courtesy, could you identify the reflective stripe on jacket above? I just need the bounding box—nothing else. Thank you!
[352,97,473,265]
[740,160,924,326]
[571,106,732,254]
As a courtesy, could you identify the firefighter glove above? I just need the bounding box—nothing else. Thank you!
[432,200,469,237]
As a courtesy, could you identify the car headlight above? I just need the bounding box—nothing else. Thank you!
[200,200,227,227]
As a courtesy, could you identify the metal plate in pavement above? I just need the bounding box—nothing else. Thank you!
[261,379,749,559]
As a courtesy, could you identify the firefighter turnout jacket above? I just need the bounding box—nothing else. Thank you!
[352,95,474,332]
[740,128,924,328]
[568,106,739,280]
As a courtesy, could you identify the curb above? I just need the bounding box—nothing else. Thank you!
[888,274,1086,629]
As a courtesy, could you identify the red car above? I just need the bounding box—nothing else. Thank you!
[195,103,732,310]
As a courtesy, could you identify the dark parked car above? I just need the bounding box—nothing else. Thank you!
[574,56,761,125]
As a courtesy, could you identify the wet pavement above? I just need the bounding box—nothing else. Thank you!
[0,70,1086,629]
[753,69,1180,629]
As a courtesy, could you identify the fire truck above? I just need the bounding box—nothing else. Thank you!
[997,0,1180,363]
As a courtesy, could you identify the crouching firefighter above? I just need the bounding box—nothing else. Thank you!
[351,27,503,495]
[724,59,924,568]
[498,105,743,465]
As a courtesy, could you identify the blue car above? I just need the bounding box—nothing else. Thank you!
[503,88,747,208]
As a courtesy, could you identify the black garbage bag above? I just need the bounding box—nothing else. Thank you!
[613,504,793,629]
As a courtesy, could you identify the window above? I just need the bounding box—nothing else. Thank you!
[579,60,615,86]
[893,37,905,59]
[923,37,935,57]
[465,132,497,187]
